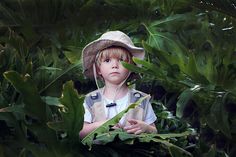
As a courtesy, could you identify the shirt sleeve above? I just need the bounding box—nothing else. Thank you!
[83,102,92,123]
[143,101,157,124]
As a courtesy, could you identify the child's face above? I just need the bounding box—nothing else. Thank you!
[97,47,131,85]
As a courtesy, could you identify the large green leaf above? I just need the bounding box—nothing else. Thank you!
[176,85,201,118]
[150,14,189,27]
[3,71,49,122]
[47,80,85,140]
[95,129,192,143]
[122,60,154,76]
[93,129,136,144]
[185,53,209,84]
[205,94,231,139]
[138,132,193,157]
[95,130,193,157]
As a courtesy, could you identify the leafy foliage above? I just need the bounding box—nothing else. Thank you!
[0,0,236,157]
[0,73,86,157]
[123,3,236,156]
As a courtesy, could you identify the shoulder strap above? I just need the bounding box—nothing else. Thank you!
[130,89,147,109]
[85,90,102,108]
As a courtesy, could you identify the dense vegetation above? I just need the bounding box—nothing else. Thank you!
[0,0,235,157]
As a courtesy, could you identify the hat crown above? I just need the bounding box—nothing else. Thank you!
[99,31,134,46]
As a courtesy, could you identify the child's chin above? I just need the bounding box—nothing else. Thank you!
[110,80,124,85]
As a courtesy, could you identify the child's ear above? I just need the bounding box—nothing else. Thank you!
[97,68,102,75]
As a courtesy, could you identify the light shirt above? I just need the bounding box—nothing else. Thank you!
[83,90,157,125]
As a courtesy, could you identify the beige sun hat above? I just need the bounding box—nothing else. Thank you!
[82,30,145,78]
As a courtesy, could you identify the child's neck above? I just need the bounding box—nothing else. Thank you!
[103,83,129,100]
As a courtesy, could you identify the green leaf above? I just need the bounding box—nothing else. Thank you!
[123,57,166,79]
[122,61,152,75]
[47,121,65,131]
[147,130,193,140]
[206,94,231,139]
[39,61,82,94]
[138,133,193,157]
[168,144,192,157]
[81,95,150,149]
[93,129,193,157]
[63,45,82,64]
[176,89,193,118]
[47,81,85,140]
[176,85,201,118]
[37,66,62,71]
[3,71,48,122]
[132,57,159,71]
[0,105,25,114]
[142,41,172,68]
[41,96,60,106]
[150,14,188,27]
[203,56,218,84]
[95,129,192,145]
[0,112,17,129]
[93,129,136,144]
[142,40,155,55]
[185,53,209,84]
[27,123,57,144]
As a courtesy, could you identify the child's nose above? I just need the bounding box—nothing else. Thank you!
[112,59,119,68]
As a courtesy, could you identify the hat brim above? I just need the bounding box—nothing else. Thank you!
[82,39,145,78]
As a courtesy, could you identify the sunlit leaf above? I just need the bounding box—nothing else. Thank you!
[47,81,85,140]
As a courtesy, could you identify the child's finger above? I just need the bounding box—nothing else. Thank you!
[126,127,140,134]
[134,130,143,135]
[127,119,138,125]
[123,125,132,130]
[123,124,139,131]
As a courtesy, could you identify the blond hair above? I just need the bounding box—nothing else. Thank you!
[96,46,132,66]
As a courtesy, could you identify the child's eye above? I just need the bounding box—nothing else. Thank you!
[104,58,110,62]
[119,58,124,61]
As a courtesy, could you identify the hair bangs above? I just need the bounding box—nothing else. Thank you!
[96,46,131,65]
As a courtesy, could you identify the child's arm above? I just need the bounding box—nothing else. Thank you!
[123,119,157,134]
[79,121,106,139]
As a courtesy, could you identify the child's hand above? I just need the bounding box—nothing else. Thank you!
[123,119,149,135]
[111,123,121,130]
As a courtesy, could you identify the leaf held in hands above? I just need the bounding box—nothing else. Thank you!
[81,95,150,149]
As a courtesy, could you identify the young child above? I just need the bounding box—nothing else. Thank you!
[79,31,157,138]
